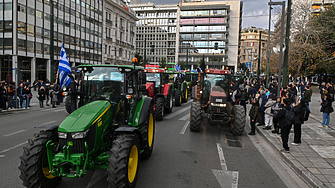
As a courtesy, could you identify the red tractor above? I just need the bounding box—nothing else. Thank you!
[190,69,246,135]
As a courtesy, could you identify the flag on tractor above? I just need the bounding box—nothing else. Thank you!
[58,43,71,88]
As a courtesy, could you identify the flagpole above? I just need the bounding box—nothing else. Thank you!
[55,69,59,84]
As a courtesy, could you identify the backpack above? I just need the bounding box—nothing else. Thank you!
[300,106,310,121]
[283,108,295,126]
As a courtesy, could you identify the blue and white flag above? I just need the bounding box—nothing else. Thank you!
[58,43,71,88]
[176,64,182,77]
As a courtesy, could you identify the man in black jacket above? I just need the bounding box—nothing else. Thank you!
[274,98,292,153]
[0,82,6,111]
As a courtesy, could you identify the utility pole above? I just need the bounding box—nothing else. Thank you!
[257,31,262,81]
[50,1,54,83]
[186,46,188,69]
[282,0,292,87]
[144,38,146,68]
[266,0,272,88]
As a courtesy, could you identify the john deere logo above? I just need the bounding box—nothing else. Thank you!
[68,141,73,146]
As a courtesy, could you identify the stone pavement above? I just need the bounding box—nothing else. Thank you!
[251,86,335,188]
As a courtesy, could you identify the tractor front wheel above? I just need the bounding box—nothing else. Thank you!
[175,90,182,107]
[18,131,61,188]
[164,92,173,113]
[155,97,164,121]
[190,102,202,132]
[230,105,246,135]
[108,134,140,188]
[65,96,71,114]
[141,104,155,159]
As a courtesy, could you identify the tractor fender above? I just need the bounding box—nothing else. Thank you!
[139,97,154,126]
[34,124,59,133]
[114,127,143,149]
[163,84,171,97]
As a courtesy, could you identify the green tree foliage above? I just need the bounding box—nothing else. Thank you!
[179,61,186,70]
[134,53,143,66]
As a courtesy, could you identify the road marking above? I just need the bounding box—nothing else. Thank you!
[86,169,107,188]
[212,143,239,188]
[180,120,190,134]
[179,113,190,121]
[0,155,5,158]
[41,108,55,112]
[165,106,191,119]
[42,121,57,125]
[0,141,27,154]
[54,109,65,112]
[3,130,26,137]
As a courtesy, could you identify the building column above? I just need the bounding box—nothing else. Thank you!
[12,55,18,88]
[46,60,51,82]
[31,57,36,82]
[191,64,194,71]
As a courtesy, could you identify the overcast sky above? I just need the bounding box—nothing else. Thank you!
[140,0,273,30]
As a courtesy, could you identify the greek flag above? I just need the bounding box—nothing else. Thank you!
[176,64,182,77]
[58,43,71,88]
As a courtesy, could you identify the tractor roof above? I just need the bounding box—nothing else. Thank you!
[145,68,165,73]
[78,64,144,70]
[205,69,231,75]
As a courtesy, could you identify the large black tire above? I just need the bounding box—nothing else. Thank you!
[18,131,61,188]
[175,90,182,107]
[182,89,188,103]
[155,97,164,121]
[190,102,202,132]
[230,105,246,135]
[107,134,140,188]
[164,92,173,113]
[141,104,155,159]
[65,96,71,114]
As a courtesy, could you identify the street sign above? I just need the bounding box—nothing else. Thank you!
[246,62,251,68]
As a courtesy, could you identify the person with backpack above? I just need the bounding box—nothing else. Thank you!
[263,94,276,130]
[320,94,334,128]
[273,98,294,153]
[248,98,259,135]
[271,97,283,134]
[291,100,309,146]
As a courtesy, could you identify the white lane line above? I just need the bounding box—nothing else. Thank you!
[0,155,5,158]
[165,106,191,119]
[41,108,55,112]
[86,169,107,188]
[180,120,190,134]
[3,130,26,137]
[42,121,57,125]
[53,109,65,112]
[0,141,27,154]
[179,113,190,121]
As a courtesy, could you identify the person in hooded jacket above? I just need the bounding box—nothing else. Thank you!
[273,98,292,153]
[320,94,334,128]
[263,94,276,130]
[271,97,283,134]
[248,98,259,135]
[291,100,307,146]
[38,86,46,107]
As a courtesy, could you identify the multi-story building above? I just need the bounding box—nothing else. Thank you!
[0,0,103,83]
[103,0,137,65]
[177,0,243,70]
[130,3,178,65]
[240,26,269,73]
[312,0,334,16]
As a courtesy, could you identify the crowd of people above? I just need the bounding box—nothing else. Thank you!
[232,76,334,153]
[0,79,63,112]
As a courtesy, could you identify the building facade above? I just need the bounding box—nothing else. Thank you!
[312,0,334,16]
[177,0,242,70]
[130,3,178,65]
[240,26,269,73]
[0,0,103,84]
[103,0,137,65]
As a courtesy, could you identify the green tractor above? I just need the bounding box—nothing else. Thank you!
[190,69,246,135]
[18,65,155,188]
[182,70,198,100]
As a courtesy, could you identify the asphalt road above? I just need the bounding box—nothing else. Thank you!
[0,100,301,188]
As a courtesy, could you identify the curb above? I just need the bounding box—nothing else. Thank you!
[255,126,324,188]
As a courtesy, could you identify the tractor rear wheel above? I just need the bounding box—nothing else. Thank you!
[141,104,155,159]
[108,134,140,188]
[65,96,71,114]
[190,102,202,132]
[155,97,164,121]
[175,90,182,107]
[18,131,61,188]
[230,105,246,135]
[164,92,173,113]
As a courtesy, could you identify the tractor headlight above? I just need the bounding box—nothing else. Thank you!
[71,129,90,139]
[128,88,133,94]
[200,90,203,94]
[219,104,226,107]
[187,86,190,89]
[211,103,226,107]
[58,132,67,139]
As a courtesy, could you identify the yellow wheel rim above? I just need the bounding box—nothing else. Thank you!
[180,95,182,103]
[128,145,138,183]
[148,113,154,147]
[42,152,55,179]
[185,89,188,100]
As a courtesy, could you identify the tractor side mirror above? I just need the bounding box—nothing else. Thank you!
[139,72,146,84]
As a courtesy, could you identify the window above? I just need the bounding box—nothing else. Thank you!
[27,41,34,52]
[36,10,42,18]
[4,3,12,10]
[27,24,34,36]
[44,44,50,54]
[44,13,50,20]
[27,7,34,16]
[4,38,13,49]
[18,22,26,34]
[4,21,13,32]
[44,28,50,38]
[36,43,43,53]
[0,4,3,10]
[18,4,26,12]
[18,39,27,50]
[0,21,3,32]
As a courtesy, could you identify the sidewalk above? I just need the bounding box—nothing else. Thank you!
[252,87,335,188]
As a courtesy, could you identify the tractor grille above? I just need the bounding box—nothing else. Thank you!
[59,126,96,153]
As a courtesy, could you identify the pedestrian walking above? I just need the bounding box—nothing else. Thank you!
[38,86,46,108]
[17,83,24,108]
[257,90,268,126]
[320,94,334,128]
[303,86,312,112]
[22,86,30,109]
[51,85,59,108]
[0,82,7,111]
[291,101,307,146]
[263,94,276,130]
[248,98,259,135]
[273,98,293,153]
[271,97,283,134]
[6,82,14,110]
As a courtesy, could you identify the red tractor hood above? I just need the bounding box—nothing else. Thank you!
[210,86,226,97]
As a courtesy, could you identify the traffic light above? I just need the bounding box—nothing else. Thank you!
[214,42,218,50]
[150,45,155,52]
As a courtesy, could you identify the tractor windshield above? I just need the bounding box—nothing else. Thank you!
[146,73,160,88]
[83,67,124,103]
[204,74,230,93]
